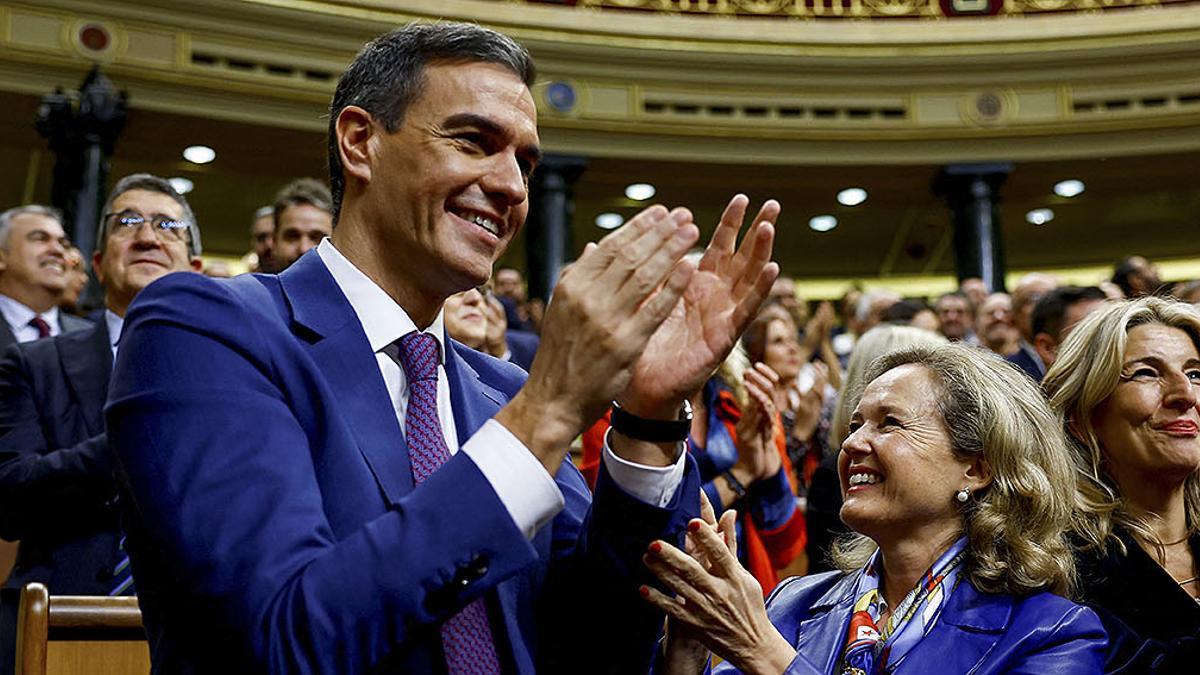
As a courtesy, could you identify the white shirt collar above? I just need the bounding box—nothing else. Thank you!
[0,293,58,336]
[315,238,446,361]
[105,309,124,356]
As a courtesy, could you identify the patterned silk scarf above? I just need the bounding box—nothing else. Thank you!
[839,537,968,674]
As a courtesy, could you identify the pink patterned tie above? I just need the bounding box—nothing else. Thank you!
[386,331,502,675]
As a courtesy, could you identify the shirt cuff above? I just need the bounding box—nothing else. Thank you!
[600,429,687,508]
[461,419,565,539]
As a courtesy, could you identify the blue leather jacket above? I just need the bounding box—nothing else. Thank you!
[716,570,1107,674]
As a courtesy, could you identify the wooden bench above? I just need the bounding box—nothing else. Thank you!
[15,583,150,675]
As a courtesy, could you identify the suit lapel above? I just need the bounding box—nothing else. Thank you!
[279,253,414,505]
[0,320,14,349]
[897,581,1012,673]
[60,321,113,435]
[793,571,859,674]
[443,337,507,444]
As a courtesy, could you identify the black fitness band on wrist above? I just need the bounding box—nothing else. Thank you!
[609,399,692,443]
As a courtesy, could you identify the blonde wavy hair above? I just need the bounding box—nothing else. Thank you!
[1042,297,1200,559]
[829,325,948,453]
[833,344,1078,597]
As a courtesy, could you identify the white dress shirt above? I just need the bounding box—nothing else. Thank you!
[0,294,63,343]
[316,239,685,539]
[105,310,123,360]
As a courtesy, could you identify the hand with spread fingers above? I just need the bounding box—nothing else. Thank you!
[733,363,784,483]
[496,205,699,474]
[618,195,780,428]
[643,497,797,675]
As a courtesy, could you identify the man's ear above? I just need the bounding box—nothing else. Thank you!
[965,456,993,493]
[92,250,105,285]
[336,106,375,186]
[1033,332,1057,369]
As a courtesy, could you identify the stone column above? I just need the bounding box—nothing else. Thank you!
[933,163,1012,293]
[525,154,587,301]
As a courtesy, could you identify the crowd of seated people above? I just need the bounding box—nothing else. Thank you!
[3,19,1200,675]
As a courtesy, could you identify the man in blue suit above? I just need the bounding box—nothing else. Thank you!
[107,22,780,674]
[0,174,202,674]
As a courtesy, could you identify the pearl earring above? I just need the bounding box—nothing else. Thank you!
[956,488,970,503]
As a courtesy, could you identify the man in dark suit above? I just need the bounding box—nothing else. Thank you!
[106,22,780,674]
[0,174,202,673]
[0,205,91,348]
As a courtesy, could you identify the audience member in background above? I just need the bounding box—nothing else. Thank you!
[1019,285,1107,377]
[1045,297,1200,671]
[933,291,973,342]
[494,265,540,333]
[807,325,947,573]
[796,299,842,391]
[855,288,900,335]
[0,206,90,348]
[830,286,862,369]
[1113,255,1165,299]
[768,276,807,328]
[0,174,202,674]
[248,205,276,273]
[1009,272,1058,380]
[1176,279,1200,306]
[646,344,1104,674]
[272,177,333,270]
[744,308,831,491]
[58,246,89,316]
[484,288,538,371]
[443,286,538,372]
[689,349,807,594]
[881,298,939,333]
[959,276,988,311]
[974,292,1020,357]
[443,287,488,350]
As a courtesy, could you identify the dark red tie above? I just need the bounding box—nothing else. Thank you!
[383,332,502,675]
[29,316,51,339]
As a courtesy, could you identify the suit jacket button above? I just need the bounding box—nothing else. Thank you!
[468,554,488,579]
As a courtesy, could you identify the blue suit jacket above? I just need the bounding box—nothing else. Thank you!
[106,252,699,674]
[715,570,1106,674]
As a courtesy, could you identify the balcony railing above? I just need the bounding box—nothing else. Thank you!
[518,0,1194,19]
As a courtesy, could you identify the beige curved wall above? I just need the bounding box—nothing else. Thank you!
[3,0,1199,164]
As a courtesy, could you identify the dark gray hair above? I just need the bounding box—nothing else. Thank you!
[98,173,201,256]
[327,21,535,221]
[272,178,332,231]
[0,205,63,249]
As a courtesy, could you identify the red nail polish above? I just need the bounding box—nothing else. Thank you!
[689,520,702,533]
[649,541,662,554]
[639,585,650,598]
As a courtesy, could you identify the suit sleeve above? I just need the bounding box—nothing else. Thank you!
[107,275,542,673]
[0,343,113,540]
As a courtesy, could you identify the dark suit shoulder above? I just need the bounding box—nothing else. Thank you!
[60,312,93,334]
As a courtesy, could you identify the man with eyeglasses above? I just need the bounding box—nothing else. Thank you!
[0,173,202,673]
[0,205,91,349]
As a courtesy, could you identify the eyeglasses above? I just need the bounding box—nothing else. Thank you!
[105,211,189,243]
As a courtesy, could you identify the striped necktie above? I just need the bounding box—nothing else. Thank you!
[383,331,502,675]
[109,535,134,596]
